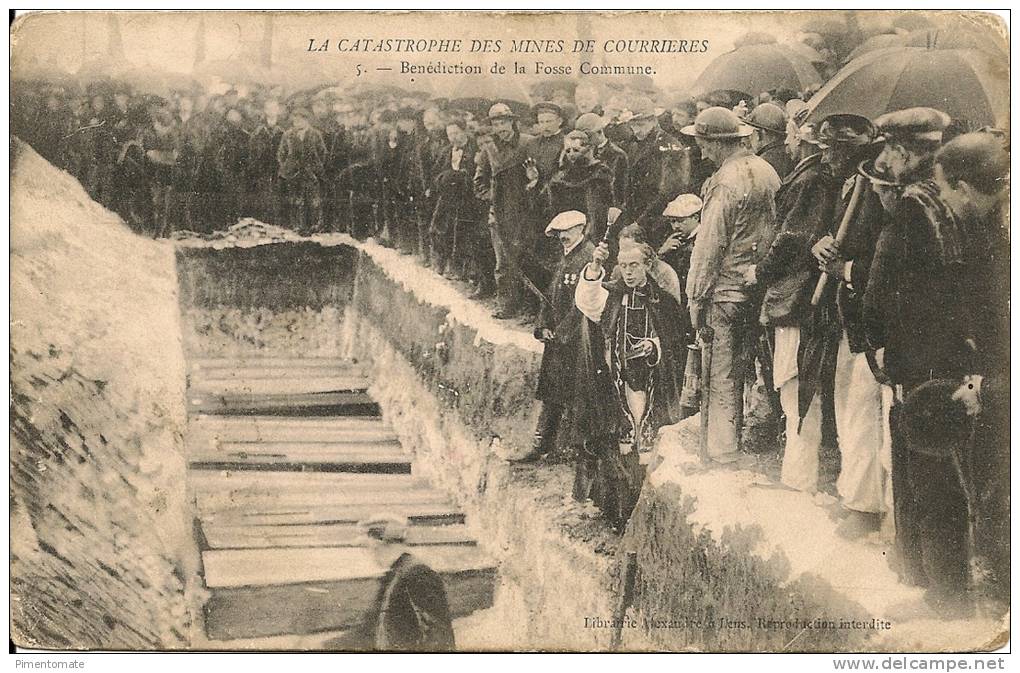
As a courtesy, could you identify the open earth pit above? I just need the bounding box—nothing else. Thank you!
[10,140,1008,652]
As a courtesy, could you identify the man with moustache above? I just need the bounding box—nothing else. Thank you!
[622,96,679,226]
[518,210,596,462]
[574,112,628,209]
[681,107,780,465]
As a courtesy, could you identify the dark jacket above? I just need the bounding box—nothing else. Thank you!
[475,130,538,243]
[756,141,796,180]
[544,159,615,241]
[277,125,327,181]
[535,239,596,403]
[430,141,480,233]
[343,552,455,652]
[864,182,1003,389]
[593,139,629,207]
[756,154,831,327]
[623,126,679,225]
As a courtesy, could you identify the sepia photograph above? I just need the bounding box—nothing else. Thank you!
[8,8,1011,658]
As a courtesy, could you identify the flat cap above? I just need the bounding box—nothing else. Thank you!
[816,114,876,148]
[545,210,587,236]
[574,112,608,133]
[663,193,704,218]
[745,103,788,135]
[488,102,515,120]
[533,101,563,117]
[875,107,951,143]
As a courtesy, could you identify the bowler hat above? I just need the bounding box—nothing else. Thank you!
[680,106,753,139]
[488,102,515,120]
[627,96,657,121]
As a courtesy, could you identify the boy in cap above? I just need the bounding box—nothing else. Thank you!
[519,210,596,462]
[654,193,702,292]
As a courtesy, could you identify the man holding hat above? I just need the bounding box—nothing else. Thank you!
[575,112,629,207]
[622,95,679,225]
[681,106,780,463]
[862,111,997,615]
[746,102,794,179]
[519,210,596,462]
[475,102,538,319]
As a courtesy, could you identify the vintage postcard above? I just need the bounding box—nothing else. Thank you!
[9,9,1010,656]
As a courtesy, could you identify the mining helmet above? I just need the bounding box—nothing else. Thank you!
[680,106,753,139]
[745,102,788,135]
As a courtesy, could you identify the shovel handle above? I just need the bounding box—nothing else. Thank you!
[811,176,866,306]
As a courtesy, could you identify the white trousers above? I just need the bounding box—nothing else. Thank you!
[833,336,889,514]
[774,327,822,492]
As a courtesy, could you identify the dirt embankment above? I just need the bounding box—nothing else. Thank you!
[10,141,198,649]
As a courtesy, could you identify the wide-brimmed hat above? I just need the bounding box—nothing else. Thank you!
[680,106,753,139]
[626,96,657,121]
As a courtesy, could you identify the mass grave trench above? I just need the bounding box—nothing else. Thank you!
[194,236,1004,652]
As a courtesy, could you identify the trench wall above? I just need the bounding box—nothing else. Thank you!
[10,141,197,649]
[170,236,1005,652]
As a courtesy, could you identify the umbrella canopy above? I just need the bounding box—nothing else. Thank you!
[785,41,829,65]
[692,43,822,97]
[845,33,905,62]
[805,45,1008,129]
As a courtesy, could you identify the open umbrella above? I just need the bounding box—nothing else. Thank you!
[785,41,829,65]
[692,43,822,97]
[844,33,905,62]
[805,44,1008,129]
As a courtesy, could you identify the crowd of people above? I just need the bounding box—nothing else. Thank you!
[12,57,1009,621]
